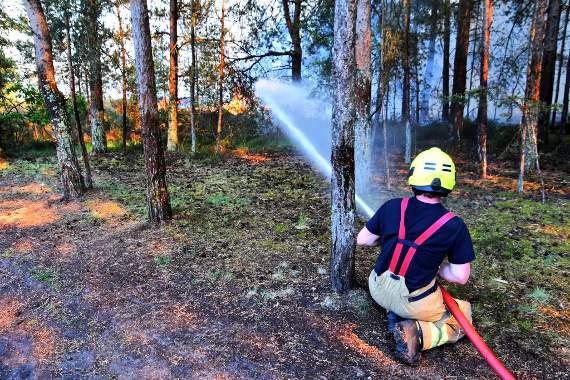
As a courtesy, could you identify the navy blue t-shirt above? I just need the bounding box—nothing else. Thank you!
[366,197,475,292]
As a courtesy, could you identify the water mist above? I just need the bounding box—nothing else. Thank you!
[255,79,380,218]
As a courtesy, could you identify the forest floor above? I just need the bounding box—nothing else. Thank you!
[0,147,568,379]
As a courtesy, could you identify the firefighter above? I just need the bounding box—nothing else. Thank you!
[357,147,475,366]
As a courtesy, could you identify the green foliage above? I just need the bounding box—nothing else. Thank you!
[154,255,172,267]
[30,266,56,284]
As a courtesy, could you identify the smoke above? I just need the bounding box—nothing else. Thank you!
[255,79,380,218]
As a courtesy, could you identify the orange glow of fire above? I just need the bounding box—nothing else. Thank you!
[0,199,58,228]
[233,148,270,163]
[0,159,9,171]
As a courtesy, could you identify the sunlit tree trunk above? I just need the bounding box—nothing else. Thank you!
[167,0,179,151]
[86,0,107,153]
[538,0,561,144]
[450,0,472,142]
[23,0,85,199]
[354,0,371,194]
[551,3,569,131]
[190,0,197,155]
[518,0,547,195]
[130,0,172,223]
[402,0,411,163]
[216,0,225,153]
[330,0,357,292]
[477,0,493,179]
[442,0,451,120]
[116,1,129,151]
[65,8,92,188]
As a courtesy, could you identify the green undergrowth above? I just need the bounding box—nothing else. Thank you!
[463,197,569,353]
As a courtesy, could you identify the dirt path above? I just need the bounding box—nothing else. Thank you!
[0,152,567,379]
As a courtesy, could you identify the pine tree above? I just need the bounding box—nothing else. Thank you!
[330,0,357,292]
[23,0,85,199]
[130,0,172,222]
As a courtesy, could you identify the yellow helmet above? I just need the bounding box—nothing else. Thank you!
[408,147,456,196]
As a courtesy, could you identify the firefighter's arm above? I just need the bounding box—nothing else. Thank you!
[438,262,471,285]
[357,226,381,246]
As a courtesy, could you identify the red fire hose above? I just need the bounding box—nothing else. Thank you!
[440,286,516,380]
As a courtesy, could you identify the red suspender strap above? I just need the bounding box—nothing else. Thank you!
[398,211,456,277]
[388,197,409,273]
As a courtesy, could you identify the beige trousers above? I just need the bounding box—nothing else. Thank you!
[369,269,472,350]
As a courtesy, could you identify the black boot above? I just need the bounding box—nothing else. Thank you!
[392,320,421,366]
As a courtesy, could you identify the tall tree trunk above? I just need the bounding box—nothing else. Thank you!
[330,0,357,292]
[23,0,85,199]
[551,2,569,131]
[216,0,225,153]
[167,0,179,151]
[563,27,570,135]
[373,0,390,189]
[283,0,303,81]
[477,0,493,179]
[130,0,172,223]
[354,0,372,195]
[518,0,547,194]
[116,1,129,151]
[86,0,106,153]
[65,9,93,188]
[450,0,472,142]
[467,4,480,120]
[402,0,411,163]
[442,0,451,120]
[538,0,562,144]
[190,0,197,154]
[420,0,437,123]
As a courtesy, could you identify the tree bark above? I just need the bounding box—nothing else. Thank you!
[216,0,225,153]
[442,0,451,120]
[467,4,480,120]
[130,0,172,223]
[65,9,93,189]
[330,0,357,292]
[477,0,493,179]
[402,0,411,163]
[116,1,129,151]
[86,0,106,153]
[23,0,85,199]
[420,0,438,123]
[551,2,569,131]
[283,0,303,81]
[190,0,197,154]
[354,0,371,194]
[518,0,547,194]
[373,0,390,189]
[450,0,472,142]
[167,0,179,151]
[538,0,561,144]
